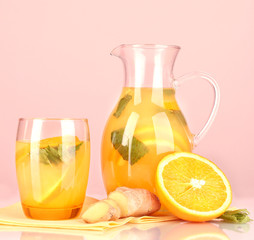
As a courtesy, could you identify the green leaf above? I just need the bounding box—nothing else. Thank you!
[111,128,148,165]
[46,145,62,164]
[39,142,83,166]
[218,209,253,223]
[113,94,132,118]
[57,144,63,159]
[39,145,62,165]
[39,148,52,165]
[164,88,175,96]
[75,141,83,151]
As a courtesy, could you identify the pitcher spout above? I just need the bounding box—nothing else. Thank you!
[110,44,181,88]
[110,45,123,57]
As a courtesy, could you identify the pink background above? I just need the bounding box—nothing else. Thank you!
[0,0,253,203]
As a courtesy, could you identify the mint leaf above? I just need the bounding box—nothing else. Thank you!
[39,142,83,165]
[113,94,132,118]
[39,148,52,165]
[164,88,175,96]
[75,142,83,151]
[39,145,62,165]
[111,128,148,165]
[46,145,62,164]
[218,209,252,223]
[57,144,63,159]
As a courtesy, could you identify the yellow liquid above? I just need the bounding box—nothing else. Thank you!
[102,87,193,195]
[16,136,90,220]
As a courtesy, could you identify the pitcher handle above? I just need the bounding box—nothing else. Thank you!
[173,72,220,147]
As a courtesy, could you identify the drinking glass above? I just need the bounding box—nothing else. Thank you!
[16,118,90,220]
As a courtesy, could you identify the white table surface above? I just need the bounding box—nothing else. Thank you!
[0,197,253,240]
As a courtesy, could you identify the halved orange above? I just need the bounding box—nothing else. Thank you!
[155,152,232,222]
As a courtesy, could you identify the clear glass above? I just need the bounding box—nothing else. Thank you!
[16,118,90,220]
[101,44,220,195]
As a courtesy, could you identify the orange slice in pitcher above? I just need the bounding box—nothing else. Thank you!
[114,138,182,167]
[156,152,232,222]
[135,126,191,152]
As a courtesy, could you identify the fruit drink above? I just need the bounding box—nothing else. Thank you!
[102,87,193,194]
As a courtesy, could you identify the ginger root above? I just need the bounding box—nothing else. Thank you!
[82,187,161,223]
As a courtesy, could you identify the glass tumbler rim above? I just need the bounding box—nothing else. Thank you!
[18,117,88,121]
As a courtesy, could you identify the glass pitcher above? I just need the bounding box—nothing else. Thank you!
[101,44,220,195]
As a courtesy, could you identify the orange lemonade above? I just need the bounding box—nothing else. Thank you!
[16,136,90,220]
[101,87,193,195]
